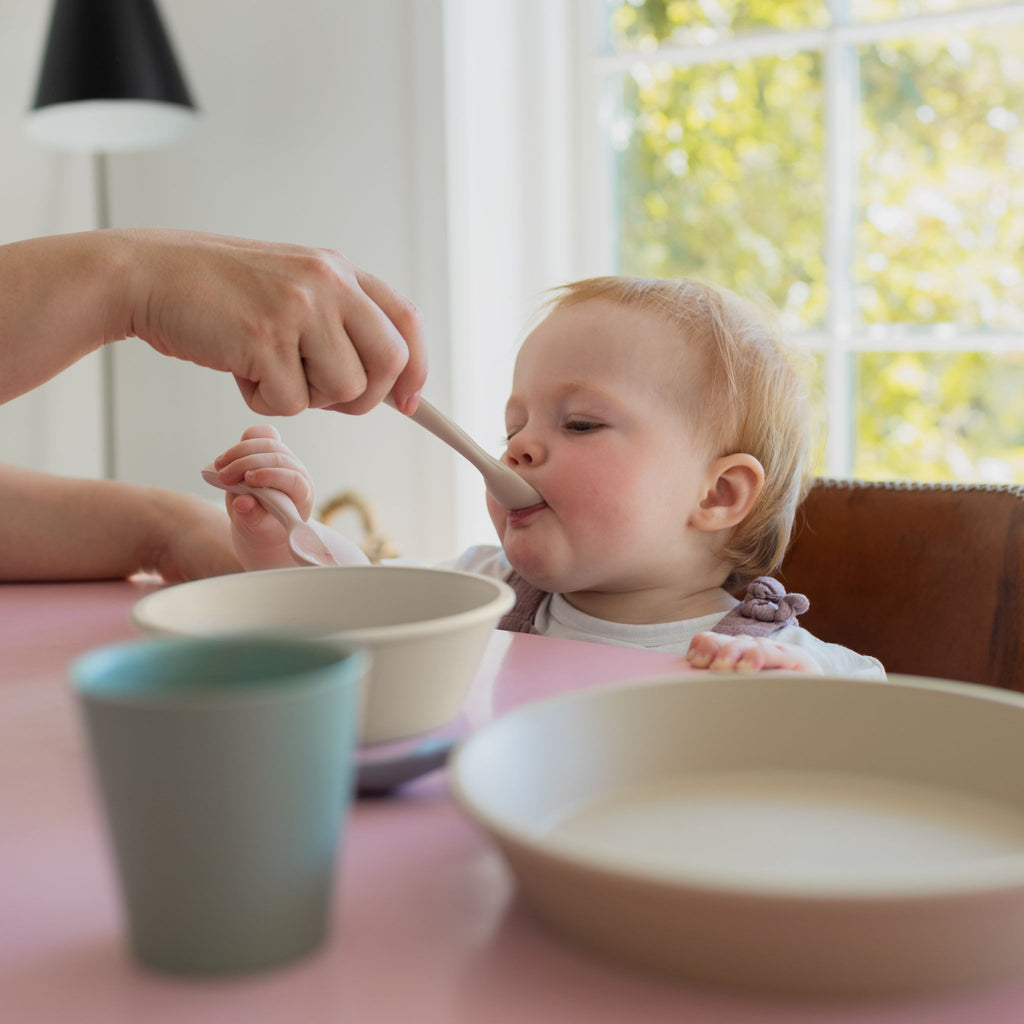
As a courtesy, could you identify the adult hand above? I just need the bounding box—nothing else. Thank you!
[0,229,427,416]
[139,487,242,583]
[0,464,240,583]
[126,230,427,416]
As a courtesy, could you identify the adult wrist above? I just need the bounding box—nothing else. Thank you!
[126,482,175,577]
[96,228,148,344]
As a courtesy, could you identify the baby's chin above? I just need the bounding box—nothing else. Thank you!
[504,551,562,592]
[506,550,591,596]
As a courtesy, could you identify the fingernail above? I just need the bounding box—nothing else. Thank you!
[737,657,756,670]
[688,652,710,668]
[400,390,422,415]
[709,658,730,671]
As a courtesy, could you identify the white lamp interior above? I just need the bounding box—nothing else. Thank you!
[26,99,196,152]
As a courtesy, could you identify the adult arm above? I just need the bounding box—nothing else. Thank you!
[0,463,240,582]
[0,229,427,415]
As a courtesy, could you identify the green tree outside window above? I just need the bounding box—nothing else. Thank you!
[605,0,1024,483]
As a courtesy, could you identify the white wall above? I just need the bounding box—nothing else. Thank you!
[0,0,591,563]
[113,0,460,563]
[0,1,105,478]
[443,0,587,545]
[0,0,458,563]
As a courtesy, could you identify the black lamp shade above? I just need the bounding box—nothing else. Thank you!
[27,0,198,152]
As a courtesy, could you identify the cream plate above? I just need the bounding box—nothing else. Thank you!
[132,565,513,745]
[450,673,1024,997]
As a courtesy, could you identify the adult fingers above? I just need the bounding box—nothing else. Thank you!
[230,253,426,417]
[334,265,427,414]
[355,266,428,412]
[234,368,310,418]
[318,299,409,415]
[300,296,368,410]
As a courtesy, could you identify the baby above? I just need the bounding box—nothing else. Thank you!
[212,276,884,678]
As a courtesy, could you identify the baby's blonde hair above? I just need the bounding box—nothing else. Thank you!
[542,276,814,590]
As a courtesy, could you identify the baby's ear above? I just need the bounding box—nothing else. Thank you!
[691,454,765,533]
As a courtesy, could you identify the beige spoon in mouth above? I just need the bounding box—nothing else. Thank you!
[386,396,542,510]
[201,466,368,567]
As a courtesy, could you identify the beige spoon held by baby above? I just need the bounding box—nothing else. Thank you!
[201,467,368,567]
[386,396,542,510]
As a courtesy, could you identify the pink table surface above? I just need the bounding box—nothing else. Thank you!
[4,579,1024,1023]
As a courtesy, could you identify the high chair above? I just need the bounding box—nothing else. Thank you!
[778,479,1024,691]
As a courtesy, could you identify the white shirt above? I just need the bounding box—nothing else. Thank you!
[449,545,886,680]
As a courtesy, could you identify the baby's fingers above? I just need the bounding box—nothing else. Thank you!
[227,493,289,553]
[213,426,287,473]
[708,637,764,672]
[228,493,261,526]
[241,424,281,442]
[214,447,309,499]
[688,633,825,675]
[224,493,278,539]
[238,465,315,516]
[687,633,770,672]
[685,631,729,668]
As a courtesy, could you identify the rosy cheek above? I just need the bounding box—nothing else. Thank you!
[553,462,629,528]
[550,458,603,506]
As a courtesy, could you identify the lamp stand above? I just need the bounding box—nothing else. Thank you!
[27,0,199,481]
[94,151,117,480]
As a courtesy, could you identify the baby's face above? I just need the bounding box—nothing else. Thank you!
[489,299,718,605]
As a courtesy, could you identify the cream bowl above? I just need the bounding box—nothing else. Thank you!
[133,565,513,744]
[451,672,1024,997]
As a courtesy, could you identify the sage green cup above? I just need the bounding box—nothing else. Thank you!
[72,635,365,975]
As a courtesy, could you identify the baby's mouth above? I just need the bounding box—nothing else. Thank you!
[507,501,547,525]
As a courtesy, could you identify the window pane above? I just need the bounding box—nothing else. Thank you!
[855,352,1024,481]
[606,0,827,52]
[857,25,1024,329]
[612,53,826,326]
[851,1,1009,22]
[807,349,829,474]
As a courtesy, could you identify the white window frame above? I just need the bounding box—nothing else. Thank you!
[577,0,1024,477]
[444,0,587,550]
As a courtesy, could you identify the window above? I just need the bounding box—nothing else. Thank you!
[592,0,1024,481]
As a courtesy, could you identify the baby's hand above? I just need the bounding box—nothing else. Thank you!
[211,424,316,570]
[685,632,824,674]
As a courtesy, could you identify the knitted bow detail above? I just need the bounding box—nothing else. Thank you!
[738,576,810,623]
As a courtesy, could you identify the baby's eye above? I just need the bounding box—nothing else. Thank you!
[564,419,602,433]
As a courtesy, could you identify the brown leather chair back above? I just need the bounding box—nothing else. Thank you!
[778,479,1024,691]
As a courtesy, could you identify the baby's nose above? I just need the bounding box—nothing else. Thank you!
[506,431,543,467]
